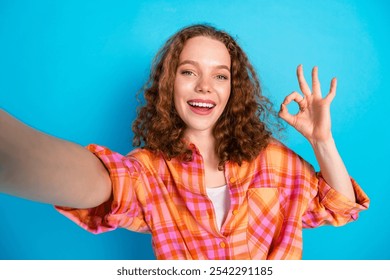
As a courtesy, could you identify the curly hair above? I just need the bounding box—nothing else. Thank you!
[132,24,281,170]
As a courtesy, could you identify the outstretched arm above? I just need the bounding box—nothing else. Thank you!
[0,109,112,208]
[278,65,355,202]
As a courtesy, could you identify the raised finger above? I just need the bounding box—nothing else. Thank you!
[311,66,322,98]
[325,77,337,103]
[297,65,311,98]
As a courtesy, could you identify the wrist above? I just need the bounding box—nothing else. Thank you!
[309,131,334,146]
[310,136,336,155]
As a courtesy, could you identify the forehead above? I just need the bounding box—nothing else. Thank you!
[179,36,231,66]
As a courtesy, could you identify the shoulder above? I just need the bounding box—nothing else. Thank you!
[258,138,308,170]
[262,138,294,161]
[127,147,157,160]
[126,148,166,173]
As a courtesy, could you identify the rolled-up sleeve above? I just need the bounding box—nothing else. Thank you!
[55,144,150,234]
[265,141,370,229]
[302,170,370,228]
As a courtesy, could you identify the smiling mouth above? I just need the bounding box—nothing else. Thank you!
[187,101,216,109]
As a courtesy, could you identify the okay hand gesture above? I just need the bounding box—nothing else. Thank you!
[278,65,337,145]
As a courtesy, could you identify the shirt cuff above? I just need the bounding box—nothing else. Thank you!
[318,174,370,220]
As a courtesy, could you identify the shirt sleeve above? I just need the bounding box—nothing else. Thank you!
[265,141,370,228]
[302,171,370,228]
[55,144,151,234]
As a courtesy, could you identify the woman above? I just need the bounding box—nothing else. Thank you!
[0,24,369,259]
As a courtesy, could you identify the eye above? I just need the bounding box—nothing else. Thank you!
[216,74,228,80]
[181,70,195,76]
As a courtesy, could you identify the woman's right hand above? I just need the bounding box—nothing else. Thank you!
[0,109,112,208]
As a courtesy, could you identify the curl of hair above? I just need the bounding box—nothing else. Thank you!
[132,24,283,169]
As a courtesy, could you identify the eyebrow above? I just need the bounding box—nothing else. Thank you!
[178,60,231,72]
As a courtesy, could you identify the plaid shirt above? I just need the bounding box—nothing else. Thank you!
[56,140,369,259]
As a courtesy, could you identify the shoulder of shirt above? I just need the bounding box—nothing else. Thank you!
[259,138,303,168]
[127,147,164,161]
[263,137,292,154]
[125,147,166,172]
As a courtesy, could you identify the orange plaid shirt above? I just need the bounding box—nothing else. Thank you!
[56,140,369,259]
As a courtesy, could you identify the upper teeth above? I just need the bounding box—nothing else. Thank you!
[188,102,215,108]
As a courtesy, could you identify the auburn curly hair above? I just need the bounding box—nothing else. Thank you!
[132,24,281,170]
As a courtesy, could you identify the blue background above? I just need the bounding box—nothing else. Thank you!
[0,0,388,260]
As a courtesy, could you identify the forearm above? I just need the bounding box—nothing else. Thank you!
[311,137,356,202]
[0,109,111,208]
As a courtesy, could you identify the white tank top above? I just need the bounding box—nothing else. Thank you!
[206,185,230,230]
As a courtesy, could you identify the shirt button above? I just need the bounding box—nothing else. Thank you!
[229,177,236,183]
[219,241,226,248]
[232,209,238,215]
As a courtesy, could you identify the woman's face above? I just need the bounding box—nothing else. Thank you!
[174,36,231,137]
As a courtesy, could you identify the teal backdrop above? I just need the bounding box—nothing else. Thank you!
[0,0,388,259]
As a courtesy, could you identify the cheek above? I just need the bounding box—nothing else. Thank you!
[173,77,193,106]
[175,76,193,93]
[220,85,231,106]
[173,77,186,98]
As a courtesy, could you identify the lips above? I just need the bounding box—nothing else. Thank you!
[187,99,216,115]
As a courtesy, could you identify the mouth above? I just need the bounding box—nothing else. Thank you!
[187,100,216,115]
[187,101,216,109]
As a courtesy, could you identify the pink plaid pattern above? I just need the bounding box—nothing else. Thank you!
[56,140,369,259]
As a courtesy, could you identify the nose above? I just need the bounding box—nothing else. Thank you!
[195,76,212,94]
